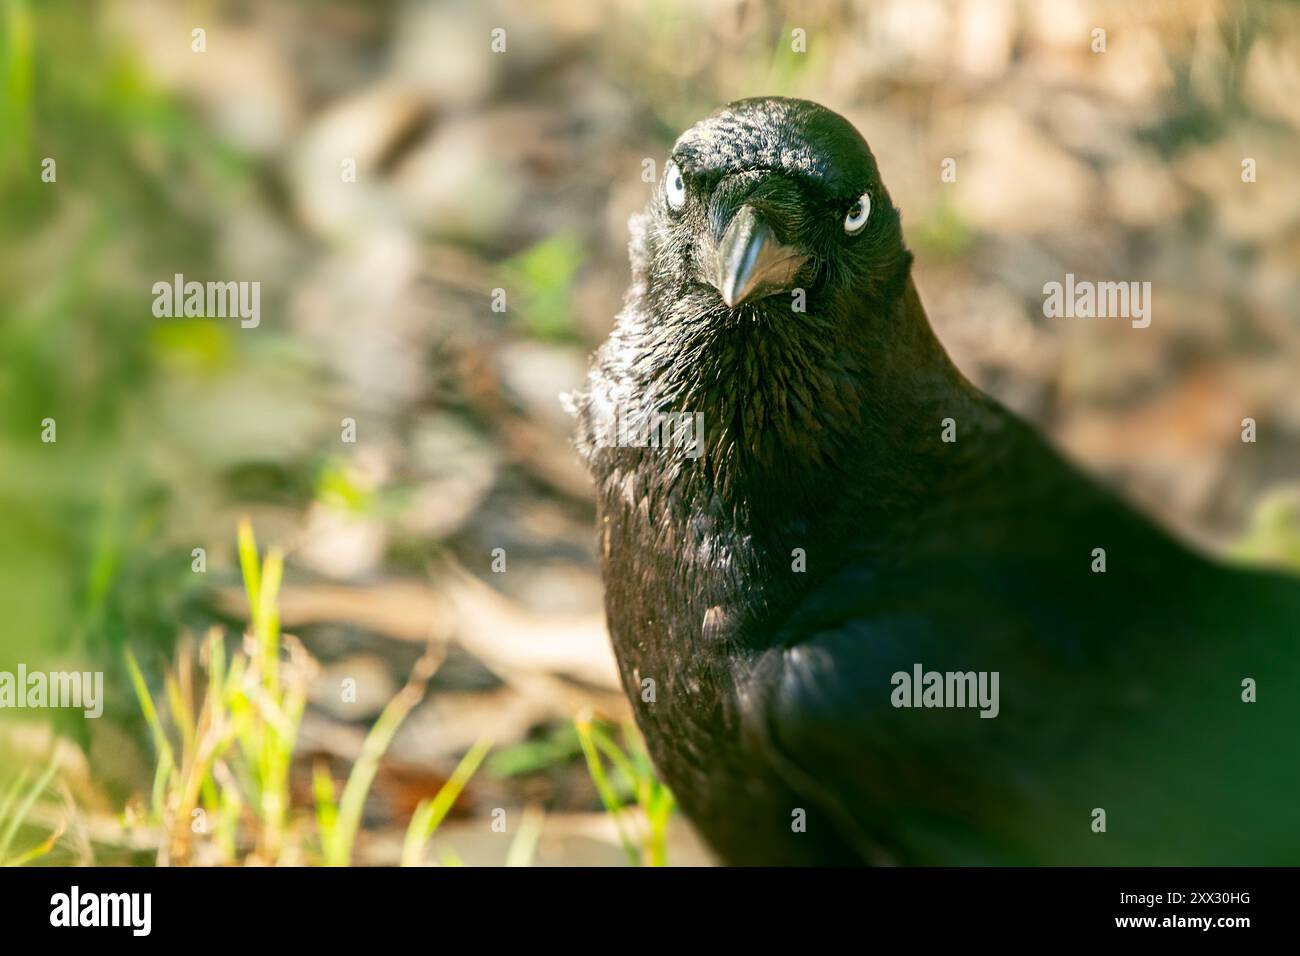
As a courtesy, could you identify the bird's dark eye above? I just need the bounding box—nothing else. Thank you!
[843,192,871,235]
[665,161,687,212]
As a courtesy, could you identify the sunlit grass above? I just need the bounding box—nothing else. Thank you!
[0,756,63,866]
[399,736,493,867]
[575,714,675,867]
[126,520,486,865]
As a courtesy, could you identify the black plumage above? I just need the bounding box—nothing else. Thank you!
[569,97,1300,865]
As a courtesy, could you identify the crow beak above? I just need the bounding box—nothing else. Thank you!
[714,205,809,308]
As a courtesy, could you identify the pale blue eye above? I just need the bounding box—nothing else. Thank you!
[844,192,871,235]
[665,161,687,211]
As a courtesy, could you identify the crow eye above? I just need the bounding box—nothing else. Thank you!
[665,161,687,212]
[843,192,871,235]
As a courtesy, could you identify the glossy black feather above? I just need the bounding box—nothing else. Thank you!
[570,98,1300,865]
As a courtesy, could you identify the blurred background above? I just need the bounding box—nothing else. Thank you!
[0,0,1297,865]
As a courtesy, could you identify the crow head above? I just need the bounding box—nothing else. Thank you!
[572,98,940,522]
[653,97,912,320]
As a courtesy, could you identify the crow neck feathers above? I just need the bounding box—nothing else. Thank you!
[573,227,987,654]
[571,97,989,652]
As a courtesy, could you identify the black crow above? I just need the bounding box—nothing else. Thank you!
[569,97,1300,865]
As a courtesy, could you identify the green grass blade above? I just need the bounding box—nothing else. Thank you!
[0,770,30,835]
[504,804,544,868]
[400,800,437,867]
[399,736,492,867]
[125,648,175,770]
[328,684,426,865]
[237,518,261,628]
[5,821,63,866]
[0,757,58,861]
[312,761,338,851]
[576,718,639,866]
